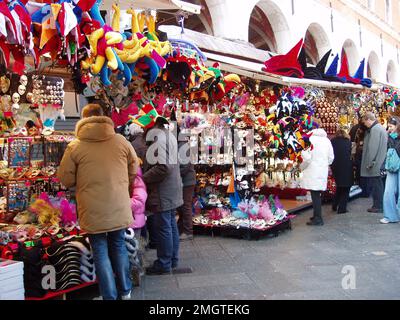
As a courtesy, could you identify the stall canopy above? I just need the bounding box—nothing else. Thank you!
[158,25,273,63]
[160,25,382,91]
[101,0,201,13]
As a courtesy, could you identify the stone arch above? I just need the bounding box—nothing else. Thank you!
[387,60,398,85]
[157,0,213,35]
[341,39,360,75]
[304,23,331,65]
[367,51,380,80]
[248,0,290,53]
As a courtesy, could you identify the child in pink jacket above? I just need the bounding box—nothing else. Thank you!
[130,167,147,230]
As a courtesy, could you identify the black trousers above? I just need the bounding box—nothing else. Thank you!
[333,187,351,213]
[146,214,158,246]
[177,185,195,235]
[311,191,323,221]
[368,176,384,210]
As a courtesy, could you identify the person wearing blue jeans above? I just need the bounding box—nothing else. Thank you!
[383,172,400,223]
[58,104,139,299]
[89,230,132,299]
[152,210,180,271]
[382,117,400,224]
[142,117,184,275]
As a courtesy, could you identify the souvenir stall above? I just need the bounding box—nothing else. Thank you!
[141,38,323,239]
[0,0,197,300]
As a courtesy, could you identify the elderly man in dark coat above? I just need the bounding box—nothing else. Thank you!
[360,112,388,213]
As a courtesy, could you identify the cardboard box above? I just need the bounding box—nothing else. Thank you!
[0,275,24,293]
[0,288,25,300]
[0,259,24,281]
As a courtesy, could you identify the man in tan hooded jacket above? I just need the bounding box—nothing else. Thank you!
[58,104,139,300]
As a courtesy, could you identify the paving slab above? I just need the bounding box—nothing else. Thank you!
[75,198,400,300]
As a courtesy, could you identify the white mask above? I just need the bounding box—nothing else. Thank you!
[19,75,28,87]
[18,84,26,96]
[12,93,20,104]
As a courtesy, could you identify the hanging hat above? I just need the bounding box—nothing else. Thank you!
[0,1,17,39]
[353,59,373,88]
[322,54,345,82]
[0,40,10,67]
[77,0,97,12]
[298,47,323,80]
[338,52,352,81]
[316,50,332,74]
[12,2,31,37]
[262,39,304,78]
[129,104,168,129]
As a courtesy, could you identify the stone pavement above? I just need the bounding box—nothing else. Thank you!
[75,198,400,300]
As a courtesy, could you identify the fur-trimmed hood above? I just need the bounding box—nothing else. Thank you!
[311,128,328,138]
[76,116,115,142]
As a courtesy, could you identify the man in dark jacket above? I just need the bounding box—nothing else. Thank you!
[361,112,388,213]
[142,117,184,275]
[177,138,196,241]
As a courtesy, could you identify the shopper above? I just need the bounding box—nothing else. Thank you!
[300,121,334,226]
[141,116,184,275]
[331,129,353,214]
[129,165,147,231]
[360,112,388,213]
[349,118,361,143]
[128,122,147,162]
[382,116,400,224]
[177,136,196,241]
[58,104,139,300]
[126,122,158,248]
[354,124,369,193]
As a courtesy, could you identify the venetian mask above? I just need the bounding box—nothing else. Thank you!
[18,84,26,96]
[0,75,10,93]
[26,92,33,103]
[19,75,28,87]
[12,93,20,104]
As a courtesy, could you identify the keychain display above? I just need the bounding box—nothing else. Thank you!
[6,181,29,215]
[7,138,31,168]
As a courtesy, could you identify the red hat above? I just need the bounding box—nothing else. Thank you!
[13,3,31,34]
[338,53,361,84]
[0,1,17,37]
[263,39,304,78]
[0,40,10,67]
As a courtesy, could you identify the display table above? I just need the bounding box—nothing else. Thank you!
[25,281,97,301]
[281,199,313,214]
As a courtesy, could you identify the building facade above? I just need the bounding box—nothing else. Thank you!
[167,0,400,86]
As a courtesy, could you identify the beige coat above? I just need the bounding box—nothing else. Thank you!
[57,116,139,234]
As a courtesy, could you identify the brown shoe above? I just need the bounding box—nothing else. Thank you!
[179,233,194,241]
[367,208,382,213]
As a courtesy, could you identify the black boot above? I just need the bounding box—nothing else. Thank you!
[306,219,324,226]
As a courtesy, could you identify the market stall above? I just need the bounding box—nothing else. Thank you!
[0,0,199,300]
[0,0,399,300]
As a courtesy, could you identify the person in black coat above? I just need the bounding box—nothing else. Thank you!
[331,129,354,214]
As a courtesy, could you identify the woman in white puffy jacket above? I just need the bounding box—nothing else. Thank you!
[300,127,335,226]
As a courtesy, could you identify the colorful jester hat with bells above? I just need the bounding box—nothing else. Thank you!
[207,63,241,103]
[383,87,400,112]
[268,91,314,161]
[82,2,171,87]
[129,103,168,130]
